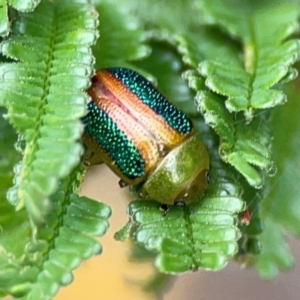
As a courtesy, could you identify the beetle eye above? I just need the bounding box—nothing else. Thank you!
[205,171,210,184]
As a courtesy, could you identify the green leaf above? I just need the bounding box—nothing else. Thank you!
[0,173,111,298]
[9,0,40,11]
[255,218,294,279]
[106,0,201,35]
[107,41,247,272]
[263,84,300,234]
[117,121,245,272]
[26,191,110,299]
[251,82,300,278]
[112,0,241,69]
[134,42,196,116]
[113,0,284,189]
[235,182,264,263]
[92,0,300,279]
[195,90,275,188]
[1,107,110,299]
[0,0,9,37]
[0,0,98,222]
[0,2,113,297]
[197,0,300,120]
[93,0,150,69]
[0,110,30,258]
[120,177,244,272]
[1,0,299,289]
[0,0,41,37]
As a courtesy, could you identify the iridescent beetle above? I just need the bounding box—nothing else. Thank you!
[82,67,210,206]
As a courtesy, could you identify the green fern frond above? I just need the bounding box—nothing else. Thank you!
[263,83,300,234]
[134,42,197,116]
[235,184,263,264]
[0,0,98,222]
[252,82,300,278]
[93,0,150,69]
[0,167,111,298]
[21,193,111,300]
[0,1,299,296]
[197,0,300,121]
[0,118,111,299]
[96,0,300,279]
[0,0,41,37]
[195,90,275,188]
[116,118,245,273]
[8,0,40,11]
[0,3,113,296]
[113,0,283,187]
[0,246,35,298]
[255,218,294,279]
[0,110,29,259]
[0,1,9,37]
[117,176,244,273]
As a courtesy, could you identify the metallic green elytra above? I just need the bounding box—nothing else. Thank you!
[83,67,210,205]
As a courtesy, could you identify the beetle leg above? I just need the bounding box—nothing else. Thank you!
[174,200,186,207]
[118,179,128,188]
[160,204,169,216]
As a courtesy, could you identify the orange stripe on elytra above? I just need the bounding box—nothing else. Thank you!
[87,84,160,174]
[97,70,189,150]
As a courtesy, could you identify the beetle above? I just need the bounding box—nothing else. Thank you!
[82,67,210,206]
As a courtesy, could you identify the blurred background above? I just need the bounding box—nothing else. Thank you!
[54,165,300,300]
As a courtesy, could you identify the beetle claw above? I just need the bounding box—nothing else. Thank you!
[174,200,186,207]
[160,204,169,216]
[118,179,128,188]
